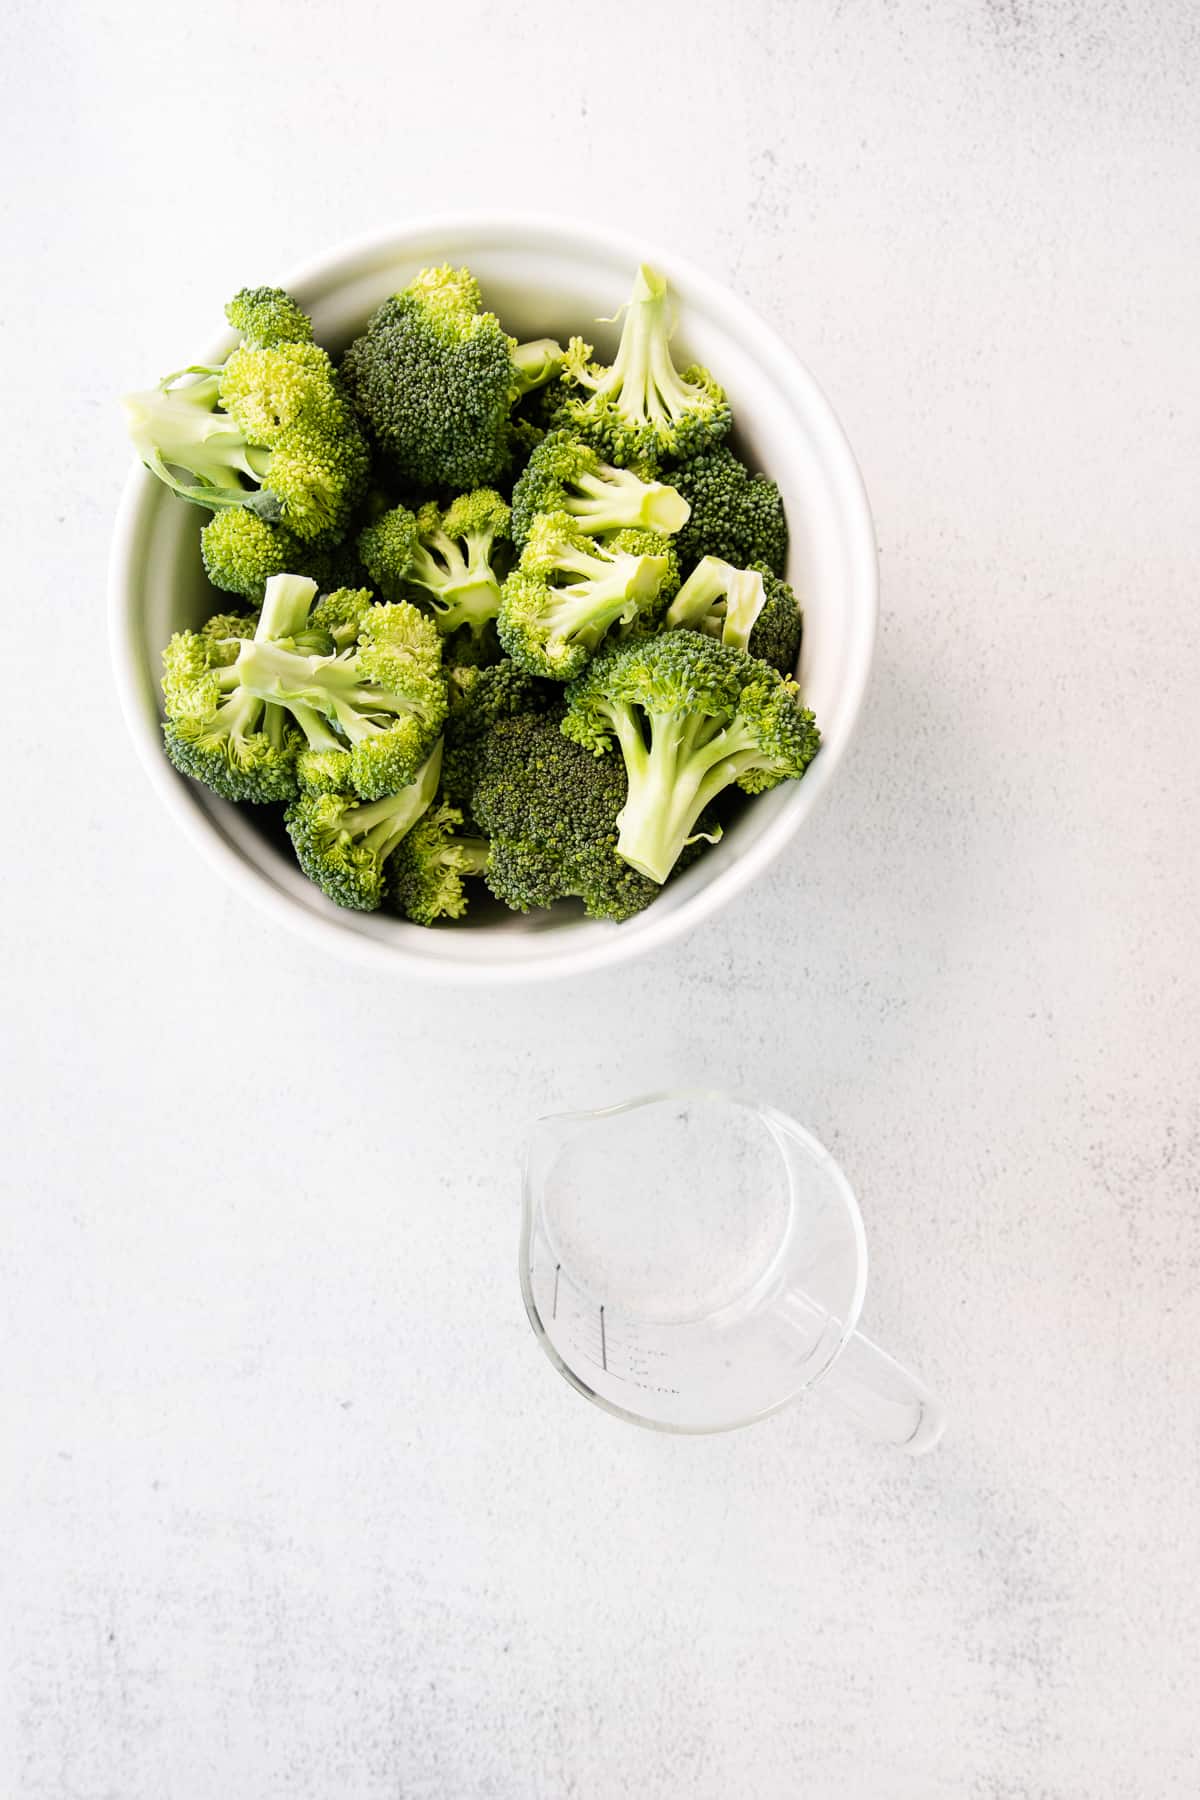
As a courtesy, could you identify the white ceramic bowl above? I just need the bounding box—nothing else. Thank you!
[109,215,877,982]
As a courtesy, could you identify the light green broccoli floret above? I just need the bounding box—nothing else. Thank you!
[284,742,443,912]
[497,512,670,680]
[123,287,370,544]
[359,490,511,641]
[159,574,445,804]
[552,267,731,469]
[389,803,490,925]
[224,286,314,349]
[511,429,690,548]
[562,631,820,884]
[200,509,324,602]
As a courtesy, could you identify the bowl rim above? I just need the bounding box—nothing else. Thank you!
[108,211,878,984]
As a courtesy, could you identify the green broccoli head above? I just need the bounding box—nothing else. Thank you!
[408,490,511,639]
[224,286,314,349]
[284,742,443,912]
[340,265,563,491]
[511,429,691,548]
[160,575,446,806]
[123,291,370,544]
[389,802,490,925]
[160,606,304,803]
[496,512,671,680]
[562,631,820,884]
[744,565,803,676]
[471,713,661,921]
[200,509,322,602]
[552,267,731,470]
[441,657,548,813]
[357,503,420,602]
[667,445,788,576]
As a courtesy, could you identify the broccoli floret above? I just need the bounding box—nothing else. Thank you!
[389,803,490,925]
[664,555,800,672]
[665,555,768,650]
[200,509,327,602]
[285,743,443,912]
[511,429,690,548]
[497,513,670,680]
[123,288,370,544]
[160,576,347,803]
[553,267,730,469]
[471,714,660,922]
[356,504,418,601]
[605,528,681,637]
[359,490,511,642]
[341,265,563,491]
[562,632,820,884]
[160,574,445,803]
[224,286,314,349]
[441,658,547,812]
[235,591,446,799]
[744,566,803,676]
[667,445,788,576]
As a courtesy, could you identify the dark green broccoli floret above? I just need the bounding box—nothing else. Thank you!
[358,489,511,641]
[341,265,562,490]
[667,445,788,575]
[472,714,660,921]
[160,574,445,803]
[744,566,803,676]
[284,743,443,912]
[123,288,370,544]
[497,513,671,680]
[553,267,730,469]
[389,803,490,925]
[511,430,690,548]
[441,658,547,811]
[562,632,820,884]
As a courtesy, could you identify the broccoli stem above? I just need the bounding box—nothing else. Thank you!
[456,840,491,877]
[544,572,649,649]
[289,701,344,754]
[569,467,690,537]
[123,370,271,505]
[666,558,766,651]
[257,574,320,642]
[410,536,500,638]
[354,743,443,854]
[614,709,759,884]
[588,266,690,430]
[510,337,565,396]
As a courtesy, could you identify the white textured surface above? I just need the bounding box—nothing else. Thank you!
[2,1,1199,1794]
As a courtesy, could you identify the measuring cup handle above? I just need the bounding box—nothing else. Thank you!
[815,1328,945,1455]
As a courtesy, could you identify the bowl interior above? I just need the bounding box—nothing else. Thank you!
[113,221,876,976]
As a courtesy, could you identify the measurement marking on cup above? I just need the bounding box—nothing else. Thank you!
[600,1306,607,1371]
[552,1264,560,1320]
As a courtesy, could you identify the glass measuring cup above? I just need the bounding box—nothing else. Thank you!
[519,1091,944,1452]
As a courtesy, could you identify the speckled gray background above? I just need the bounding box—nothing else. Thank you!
[2,1,1198,1794]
